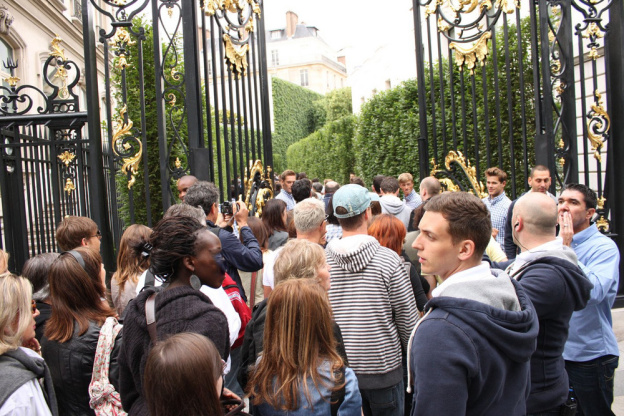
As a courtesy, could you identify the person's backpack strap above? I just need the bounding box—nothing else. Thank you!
[145,293,158,345]
[207,224,221,237]
[330,366,346,416]
[144,269,155,288]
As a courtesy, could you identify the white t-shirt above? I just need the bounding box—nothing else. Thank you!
[0,347,53,416]
[262,247,283,289]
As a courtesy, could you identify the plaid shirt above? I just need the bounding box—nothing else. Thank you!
[325,224,343,243]
[404,189,423,210]
[482,193,511,246]
[275,189,296,211]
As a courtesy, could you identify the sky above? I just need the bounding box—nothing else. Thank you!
[262,0,414,60]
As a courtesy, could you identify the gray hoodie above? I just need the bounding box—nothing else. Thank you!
[379,195,412,229]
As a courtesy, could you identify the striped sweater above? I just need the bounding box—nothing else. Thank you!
[327,235,418,389]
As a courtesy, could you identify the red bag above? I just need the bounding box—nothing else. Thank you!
[222,274,252,349]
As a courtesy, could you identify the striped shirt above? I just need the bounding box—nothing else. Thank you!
[275,189,295,211]
[404,189,423,211]
[482,193,511,246]
[327,235,418,389]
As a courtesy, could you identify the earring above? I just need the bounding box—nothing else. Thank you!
[190,274,202,290]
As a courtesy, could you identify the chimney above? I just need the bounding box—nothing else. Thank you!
[338,55,346,66]
[286,11,298,38]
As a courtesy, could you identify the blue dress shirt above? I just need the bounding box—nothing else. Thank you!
[275,189,296,211]
[563,224,620,361]
[482,193,511,246]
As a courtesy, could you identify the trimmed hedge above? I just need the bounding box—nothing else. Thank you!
[286,115,356,183]
[271,78,324,174]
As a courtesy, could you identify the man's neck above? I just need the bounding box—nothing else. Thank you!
[341,227,368,238]
[489,192,503,199]
[521,235,556,251]
[296,232,321,245]
[441,259,482,281]
[574,221,591,235]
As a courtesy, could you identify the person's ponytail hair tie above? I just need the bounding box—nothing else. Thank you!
[141,242,153,258]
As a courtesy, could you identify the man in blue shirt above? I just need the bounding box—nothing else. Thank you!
[275,169,296,211]
[558,183,620,416]
[482,167,511,246]
[398,172,422,210]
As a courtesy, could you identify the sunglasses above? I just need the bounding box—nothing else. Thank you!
[31,299,38,314]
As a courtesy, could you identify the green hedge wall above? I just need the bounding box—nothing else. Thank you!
[286,115,356,183]
[271,78,324,174]
[287,18,536,196]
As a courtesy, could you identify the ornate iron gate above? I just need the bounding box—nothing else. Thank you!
[411,0,624,296]
[0,0,272,273]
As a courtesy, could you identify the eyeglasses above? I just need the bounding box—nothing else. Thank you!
[31,299,38,314]
[92,230,102,240]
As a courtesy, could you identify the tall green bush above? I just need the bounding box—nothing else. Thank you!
[271,78,324,173]
[286,115,356,183]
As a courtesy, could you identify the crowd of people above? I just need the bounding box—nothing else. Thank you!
[0,165,619,416]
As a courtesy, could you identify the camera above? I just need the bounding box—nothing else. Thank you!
[220,201,233,216]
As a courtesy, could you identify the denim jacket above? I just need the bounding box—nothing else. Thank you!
[253,362,362,416]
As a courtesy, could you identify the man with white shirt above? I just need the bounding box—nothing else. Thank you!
[506,192,592,415]
[408,192,538,415]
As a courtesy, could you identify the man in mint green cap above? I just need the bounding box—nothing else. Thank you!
[326,184,417,416]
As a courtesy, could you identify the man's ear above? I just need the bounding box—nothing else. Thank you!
[81,237,89,247]
[457,239,476,261]
[586,207,596,221]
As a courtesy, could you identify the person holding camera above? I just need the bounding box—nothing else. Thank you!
[185,181,263,303]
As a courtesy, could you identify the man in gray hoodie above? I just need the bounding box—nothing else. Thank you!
[379,176,412,229]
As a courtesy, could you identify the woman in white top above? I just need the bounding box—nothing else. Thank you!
[0,273,58,415]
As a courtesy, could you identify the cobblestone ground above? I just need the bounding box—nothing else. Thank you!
[613,308,623,415]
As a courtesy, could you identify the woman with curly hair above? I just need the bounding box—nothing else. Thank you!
[118,215,232,415]
[111,224,152,316]
[247,279,361,415]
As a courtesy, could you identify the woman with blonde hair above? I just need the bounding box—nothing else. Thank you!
[144,332,224,416]
[111,224,152,315]
[0,273,58,415]
[238,239,344,396]
[247,279,361,415]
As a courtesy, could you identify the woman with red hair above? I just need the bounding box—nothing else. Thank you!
[368,214,428,312]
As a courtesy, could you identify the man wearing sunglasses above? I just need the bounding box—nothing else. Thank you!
[56,216,102,252]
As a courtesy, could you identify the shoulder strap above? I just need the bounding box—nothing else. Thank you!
[249,271,257,310]
[144,269,155,288]
[207,224,221,237]
[145,293,158,345]
[330,366,346,416]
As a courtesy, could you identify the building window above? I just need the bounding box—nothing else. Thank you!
[270,31,281,40]
[0,39,13,89]
[271,50,279,67]
[300,69,309,87]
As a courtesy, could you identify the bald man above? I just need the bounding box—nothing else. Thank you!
[177,175,197,201]
[504,193,593,415]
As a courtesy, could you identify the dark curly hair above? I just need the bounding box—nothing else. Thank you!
[147,216,205,283]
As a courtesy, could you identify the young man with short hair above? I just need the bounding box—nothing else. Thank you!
[398,172,422,211]
[482,167,511,245]
[409,192,538,415]
[275,170,296,210]
[558,183,620,416]
[379,176,412,229]
[56,216,102,252]
[327,184,417,416]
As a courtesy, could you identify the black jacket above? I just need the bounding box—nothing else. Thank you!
[238,299,349,392]
[42,321,122,416]
[511,255,593,413]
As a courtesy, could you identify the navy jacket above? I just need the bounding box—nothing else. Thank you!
[207,220,263,302]
[512,256,593,413]
[409,273,538,416]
